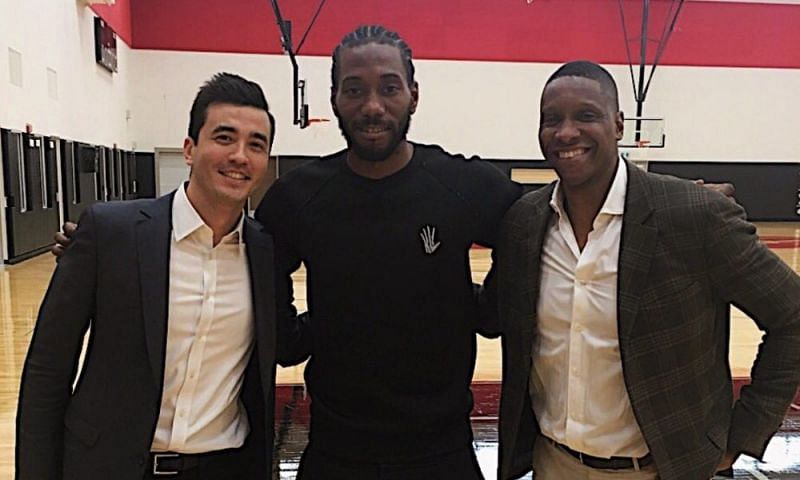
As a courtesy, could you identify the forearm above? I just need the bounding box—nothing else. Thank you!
[17,294,89,479]
[476,268,501,338]
[276,308,311,367]
[16,363,70,479]
[705,197,800,457]
[728,322,800,459]
[273,250,311,366]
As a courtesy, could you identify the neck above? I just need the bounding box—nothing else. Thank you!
[561,159,619,250]
[346,141,414,179]
[185,184,244,246]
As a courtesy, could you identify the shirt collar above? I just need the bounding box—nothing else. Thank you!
[172,183,245,245]
[549,156,628,219]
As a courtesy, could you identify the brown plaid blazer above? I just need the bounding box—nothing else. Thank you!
[487,162,800,480]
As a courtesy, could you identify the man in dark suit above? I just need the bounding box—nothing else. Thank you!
[487,61,800,480]
[16,73,297,479]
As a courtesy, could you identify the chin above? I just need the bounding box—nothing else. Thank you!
[350,142,396,163]
[216,188,249,205]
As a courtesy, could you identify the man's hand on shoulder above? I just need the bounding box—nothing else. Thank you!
[52,222,77,259]
[694,179,736,200]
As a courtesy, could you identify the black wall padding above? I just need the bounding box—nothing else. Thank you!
[1,130,60,262]
[134,152,156,198]
[60,140,101,223]
[275,156,799,221]
[649,162,799,222]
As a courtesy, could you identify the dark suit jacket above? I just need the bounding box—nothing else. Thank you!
[16,192,283,480]
[488,162,800,480]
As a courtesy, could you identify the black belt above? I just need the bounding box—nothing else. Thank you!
[549,439,653,470]
[149,448,241,476]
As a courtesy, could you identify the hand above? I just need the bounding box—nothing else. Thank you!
[715,451,738,472]
[694,179,736,199]
[51,221,78,258]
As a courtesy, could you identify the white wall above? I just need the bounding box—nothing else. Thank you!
[127,50,344,155]
[0,0,133,148]
[0,2,797,163]
[128,50,800,163]
[1,4,796,259]
[622,65,800,163]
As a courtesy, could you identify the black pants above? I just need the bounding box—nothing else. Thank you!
[296,443,485,480]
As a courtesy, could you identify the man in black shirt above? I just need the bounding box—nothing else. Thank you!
[256,25,521,479]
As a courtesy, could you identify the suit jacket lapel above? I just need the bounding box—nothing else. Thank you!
[136,193,174,390]
[244,217,276,391]
[618,162,657,342]
[524,185,556,337]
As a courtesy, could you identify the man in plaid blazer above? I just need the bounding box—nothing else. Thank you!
[486,61,800,480]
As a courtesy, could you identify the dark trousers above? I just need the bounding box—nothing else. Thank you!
[296,443,485,480]
[142,447,248,480]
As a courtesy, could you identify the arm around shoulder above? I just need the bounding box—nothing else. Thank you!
[257,186,311,367]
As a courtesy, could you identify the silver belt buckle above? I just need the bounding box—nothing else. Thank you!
[153,453,180,476]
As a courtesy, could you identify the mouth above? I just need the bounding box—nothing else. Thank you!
[219,170,250,181]
[556,147,589,159]
[356,124,391,140]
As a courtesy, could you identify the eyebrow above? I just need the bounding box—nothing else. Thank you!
[341,72,404,83]
[250,132,269,143]
[211,125,237,135]
[212,124,269,143]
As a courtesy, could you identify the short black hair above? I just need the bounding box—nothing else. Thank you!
[188,72,275,147]
[331,25,415,89]
[545,61,619,111]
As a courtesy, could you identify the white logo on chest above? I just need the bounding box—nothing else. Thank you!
[419,225,441,254]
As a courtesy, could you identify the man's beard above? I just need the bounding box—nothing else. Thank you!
[338,110,412,163]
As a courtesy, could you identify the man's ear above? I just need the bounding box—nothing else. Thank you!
[615,111,624,141]
[330,87,339,116]
[409,81,419,114]
[183,137,195,168]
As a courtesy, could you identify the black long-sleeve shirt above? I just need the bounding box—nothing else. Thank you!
[256,143,521,462]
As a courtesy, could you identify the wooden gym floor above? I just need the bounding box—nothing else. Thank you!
[1,222,799,479]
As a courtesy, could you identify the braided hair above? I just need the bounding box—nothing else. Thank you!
[331,25,415,89]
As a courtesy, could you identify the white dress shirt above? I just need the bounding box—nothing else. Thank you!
[531,158,649,458]
[151,185,255,453]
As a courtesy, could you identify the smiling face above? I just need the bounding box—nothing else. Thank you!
[183,102,271,215]
[332,42,418,163]
[539,75,624,194]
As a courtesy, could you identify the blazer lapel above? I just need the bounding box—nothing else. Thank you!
[617,162,657,342]
[136,194,174,390]
[525,187,556,326]
[244,217,277,390]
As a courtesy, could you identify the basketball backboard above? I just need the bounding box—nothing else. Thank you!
[619,117,665,148]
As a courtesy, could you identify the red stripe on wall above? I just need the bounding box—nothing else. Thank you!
[90,0,133,46]
[129,0,800,69]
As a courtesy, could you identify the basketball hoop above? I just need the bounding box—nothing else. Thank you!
[618,117,665,148]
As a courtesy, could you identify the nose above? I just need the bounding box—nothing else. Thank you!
[361,90,386,117]
[554,119,580,143]
[229,140,249,164]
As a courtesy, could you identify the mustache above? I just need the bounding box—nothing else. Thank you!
[354,119,393,129]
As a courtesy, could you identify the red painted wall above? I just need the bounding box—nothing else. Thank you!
[128,0,800,69]
[90,0,133,46]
